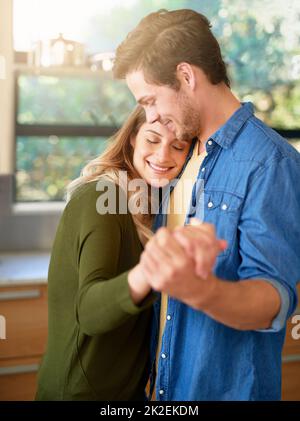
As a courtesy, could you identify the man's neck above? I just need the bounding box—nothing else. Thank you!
[198,85,241,146]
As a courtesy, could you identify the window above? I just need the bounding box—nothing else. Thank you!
[17,73,133,126]
[13,0,300,201]
[15,69,135,201]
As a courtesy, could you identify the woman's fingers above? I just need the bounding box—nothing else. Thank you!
[143,223,228,283]
[172,222,227,278]
[151,227,187,261]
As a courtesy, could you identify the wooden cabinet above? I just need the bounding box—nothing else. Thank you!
[0,284,48,401]
[282,284,300,400]
[0,282,299,400]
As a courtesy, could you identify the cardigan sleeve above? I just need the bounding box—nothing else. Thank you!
[68,181,155,336]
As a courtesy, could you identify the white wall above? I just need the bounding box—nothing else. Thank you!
[0,0,14,174]
[0,1,62,251]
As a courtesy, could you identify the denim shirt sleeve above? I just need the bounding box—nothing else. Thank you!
[255,278,290,332]
[237,155,300,332]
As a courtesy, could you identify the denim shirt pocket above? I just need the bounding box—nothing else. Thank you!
[204,190,244,257]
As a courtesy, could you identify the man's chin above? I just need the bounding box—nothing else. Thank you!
[179,132,195,142]
[175,125,195,142]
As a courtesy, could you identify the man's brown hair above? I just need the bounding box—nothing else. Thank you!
[113,9,230,88]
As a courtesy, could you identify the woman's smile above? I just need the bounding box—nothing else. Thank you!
[146,160,174,174]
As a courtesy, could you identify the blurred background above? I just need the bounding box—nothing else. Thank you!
[0,0,299,401]
[7,0,300,203]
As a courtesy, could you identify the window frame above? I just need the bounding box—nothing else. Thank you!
[13,65,120,203]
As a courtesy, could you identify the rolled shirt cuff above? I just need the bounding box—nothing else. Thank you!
[255,278,290,332]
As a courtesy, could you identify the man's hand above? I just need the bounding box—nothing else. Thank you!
[173,219,227,278]
[139,222,226,308]
[139,221,281,330]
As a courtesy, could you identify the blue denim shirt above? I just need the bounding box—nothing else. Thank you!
[150,102,300,401]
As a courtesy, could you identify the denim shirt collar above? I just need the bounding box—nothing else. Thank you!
[210,102,254,149]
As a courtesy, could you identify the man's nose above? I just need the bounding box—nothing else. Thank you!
[145,106,159,124]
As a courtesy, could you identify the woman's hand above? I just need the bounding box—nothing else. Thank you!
[128,263,152,305]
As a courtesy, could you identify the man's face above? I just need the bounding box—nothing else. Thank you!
[126,70,201,142]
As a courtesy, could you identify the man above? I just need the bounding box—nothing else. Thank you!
[114,9,300,400]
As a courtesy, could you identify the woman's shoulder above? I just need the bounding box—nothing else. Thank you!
[69,179,126,209]
[65,178,130,226]
[70,178,112,199]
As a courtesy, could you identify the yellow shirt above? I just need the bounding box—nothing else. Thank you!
[154,143,207,394]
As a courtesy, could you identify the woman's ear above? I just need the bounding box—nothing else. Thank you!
[130,134,136,148]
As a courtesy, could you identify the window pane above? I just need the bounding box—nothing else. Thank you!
[17,74,135,126]
[16,136,108,201]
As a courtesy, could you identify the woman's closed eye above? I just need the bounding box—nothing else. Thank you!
[172,142,187,151]
[146,138,160,145]
[172,144,185,151]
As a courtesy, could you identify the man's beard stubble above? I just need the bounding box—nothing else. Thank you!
[176,92,201,142]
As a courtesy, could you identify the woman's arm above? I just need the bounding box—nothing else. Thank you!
[72,184,155,336]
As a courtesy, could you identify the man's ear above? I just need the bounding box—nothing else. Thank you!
[176,62,196,91]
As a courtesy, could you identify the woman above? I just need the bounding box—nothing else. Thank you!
[35,106,191,401]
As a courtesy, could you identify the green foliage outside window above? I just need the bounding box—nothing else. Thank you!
[17,73,135,126]
[15,0,300,201]
[16,137,108,201]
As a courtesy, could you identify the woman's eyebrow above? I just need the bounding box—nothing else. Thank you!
[146,129,162,137]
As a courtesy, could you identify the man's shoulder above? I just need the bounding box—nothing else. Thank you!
[232,115,300,166]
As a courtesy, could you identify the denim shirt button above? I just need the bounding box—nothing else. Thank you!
[161,353,167,359]
[159,389,164,395]
[208,201,213,208]
[208,140,213,146]
[166,315,171,321]
[221,203,228,210]
[201,167,205,172]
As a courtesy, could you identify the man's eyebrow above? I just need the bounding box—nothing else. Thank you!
[146,129,162,137]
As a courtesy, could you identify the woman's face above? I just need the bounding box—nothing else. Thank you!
[131,121,190,188]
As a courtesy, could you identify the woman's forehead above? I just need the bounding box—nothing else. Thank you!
[141,121,176,140]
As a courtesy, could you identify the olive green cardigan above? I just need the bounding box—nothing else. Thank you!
[36,180,155,401]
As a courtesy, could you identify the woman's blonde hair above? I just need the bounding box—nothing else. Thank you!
[66,105,153,244]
